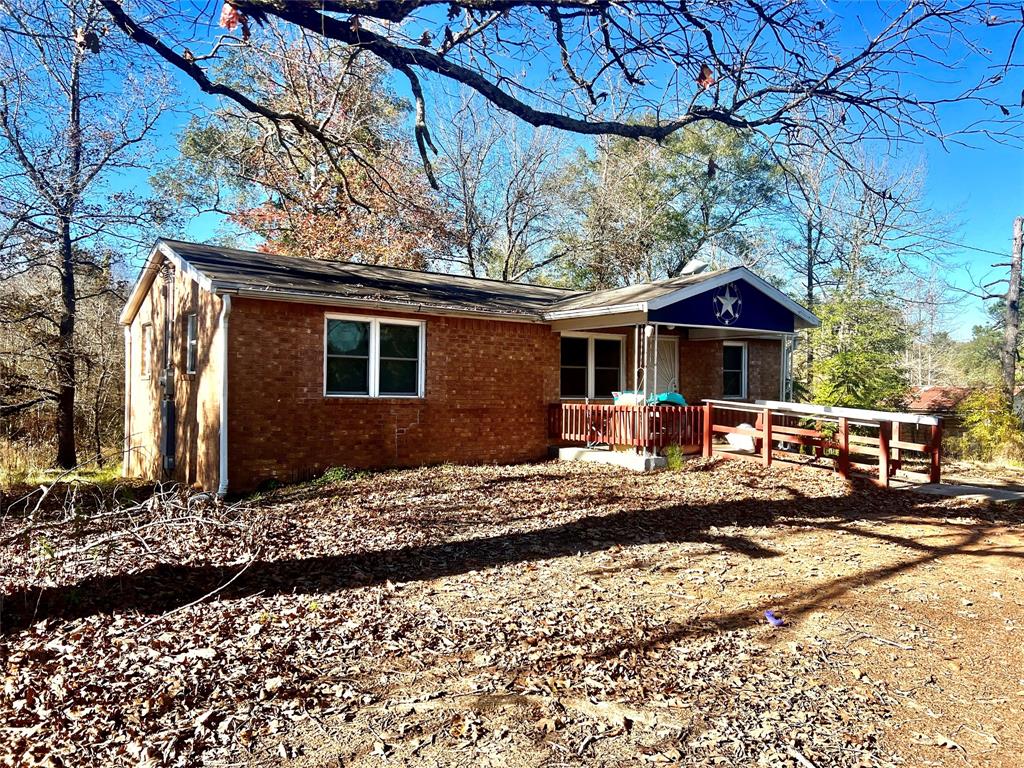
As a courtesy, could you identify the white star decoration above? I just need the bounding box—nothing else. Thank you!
[713,283,742,324]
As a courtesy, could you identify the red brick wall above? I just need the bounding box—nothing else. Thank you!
[226,299,560,490]
[678,337,781,404]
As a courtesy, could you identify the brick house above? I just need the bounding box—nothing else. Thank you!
[120,240,819,492]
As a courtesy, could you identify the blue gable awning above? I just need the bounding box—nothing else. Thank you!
[648,277,797,333]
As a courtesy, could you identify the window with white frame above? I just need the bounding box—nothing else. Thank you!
[559,334,624,399]
[324,315,424,397]
[140,323,152,378]
[185,313,198,374]
[722,341,747,399]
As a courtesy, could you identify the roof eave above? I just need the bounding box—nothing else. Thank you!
[541,302,648,321]
[119,240,214,326]
[212,283,548,323]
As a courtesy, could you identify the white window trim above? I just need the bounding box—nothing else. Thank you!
[185,313,198,375]
[722,340,748,400]
[559,331,627,400]
[323,313,426,399]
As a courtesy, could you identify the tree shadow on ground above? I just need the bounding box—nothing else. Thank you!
[1,479,1021,635]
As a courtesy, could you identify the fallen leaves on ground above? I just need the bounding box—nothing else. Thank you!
[1,459,1022,767]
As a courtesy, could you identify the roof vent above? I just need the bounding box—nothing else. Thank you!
[679,258,708,276]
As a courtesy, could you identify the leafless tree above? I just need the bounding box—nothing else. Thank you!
[434,96,567,281]
[98,1,1024,197]
[901,267,960,388]
[778,133,956,310]
[0,0,170,468]
[557,134,676,288]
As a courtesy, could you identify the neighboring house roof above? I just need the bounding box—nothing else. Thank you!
[905,386,973,413]
[120,239,819,330]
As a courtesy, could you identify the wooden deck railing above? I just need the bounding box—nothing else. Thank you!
[701,399,943,486]
[549,400,944,486]
[549,403,704,450]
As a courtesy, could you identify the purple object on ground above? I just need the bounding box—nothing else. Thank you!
[764,610,785,627]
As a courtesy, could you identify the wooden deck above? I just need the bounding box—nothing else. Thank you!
[550,400,944,486]
[701,399,943,486]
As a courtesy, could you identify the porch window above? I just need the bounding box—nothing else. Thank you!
[325,315,424,397]
[723,341,747,399]
[559,337,588,398]
[560,334,624,399]
[593,339,622,399]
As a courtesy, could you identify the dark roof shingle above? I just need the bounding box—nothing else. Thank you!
[163,239,581,317]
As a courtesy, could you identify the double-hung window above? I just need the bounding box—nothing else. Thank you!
[325,315,424,398]
[559,334,624,399]
[722,341,747,399]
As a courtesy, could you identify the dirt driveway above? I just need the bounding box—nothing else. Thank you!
[2,459,1022,767]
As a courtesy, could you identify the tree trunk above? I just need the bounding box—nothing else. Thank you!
[55,219,77,469]
[1000,216,1023,408]
[54,38,84,470]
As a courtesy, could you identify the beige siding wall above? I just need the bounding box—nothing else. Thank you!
[124,260,222,489]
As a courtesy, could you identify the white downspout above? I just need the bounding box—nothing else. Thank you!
[217,295,232,496]
[123,325,131,477]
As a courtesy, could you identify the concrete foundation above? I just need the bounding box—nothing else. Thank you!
[557,446,666,472]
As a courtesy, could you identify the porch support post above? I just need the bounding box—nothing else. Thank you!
[702,402,713,457]
[633,325,640,394]
[837,416,850,480]
[929,420,943,484]
[652,323,659,399]
[878,420,891,487]
[761,407,772,467]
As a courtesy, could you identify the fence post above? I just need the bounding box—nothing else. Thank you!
[702,402,713,457]
[878,420,891,487]
[929,419,943,484]
[761,407,772,467]
[837,416,850,480]
[891,421,902,471]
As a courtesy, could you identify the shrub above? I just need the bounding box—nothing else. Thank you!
[663,445,686,471]
[956,389,1024,463]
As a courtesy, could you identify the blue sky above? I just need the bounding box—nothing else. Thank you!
[137,2,1020,342]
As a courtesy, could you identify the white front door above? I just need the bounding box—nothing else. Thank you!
[645,336,679,394]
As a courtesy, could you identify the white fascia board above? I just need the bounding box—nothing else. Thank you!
[646,268,820,329]
[541,301,648,321]
[118,240,214,326]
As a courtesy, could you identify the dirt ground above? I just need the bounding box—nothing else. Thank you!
[1,459,1023,767]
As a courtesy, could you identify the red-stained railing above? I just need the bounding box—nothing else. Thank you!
[701,399,943,486]
[549,403,705,450]
[549,400,944,486]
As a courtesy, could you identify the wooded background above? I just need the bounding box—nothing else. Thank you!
[2,0,1023,479]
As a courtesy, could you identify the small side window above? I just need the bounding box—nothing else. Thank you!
[722,342,747,399]
[140,323,152,378]
[186,313,198,374]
